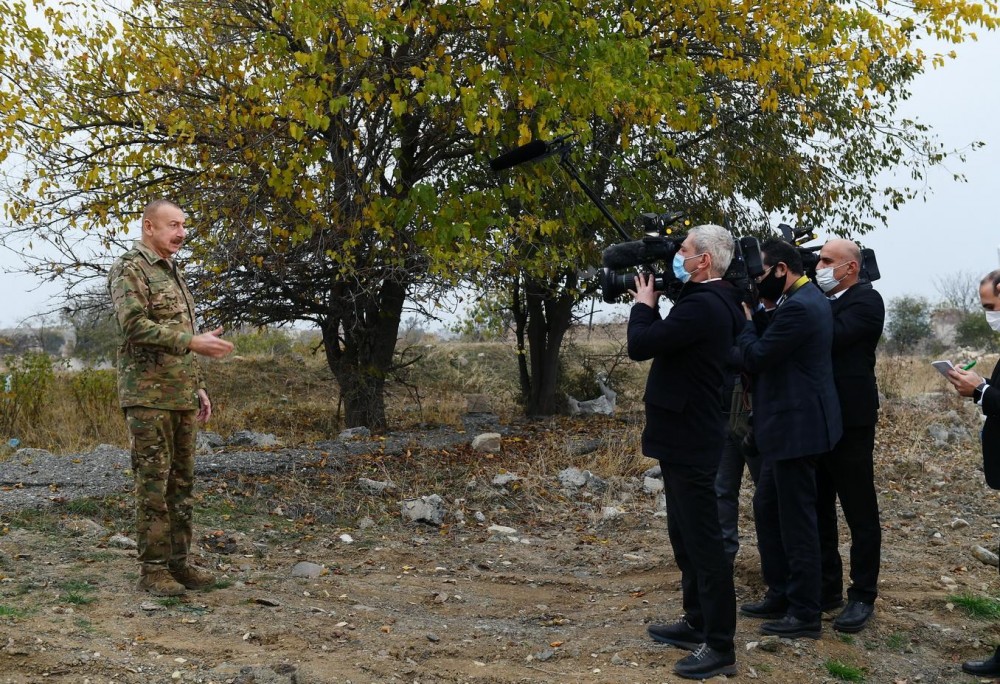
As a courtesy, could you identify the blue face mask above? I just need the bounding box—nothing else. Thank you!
[672,253,703,283]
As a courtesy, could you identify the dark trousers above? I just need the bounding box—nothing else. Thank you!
[661,462,736,653]
[716,430,763,560]
[753,455,821,622]
[817,424,881,604]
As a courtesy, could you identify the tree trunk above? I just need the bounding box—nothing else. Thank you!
[515,273,577,416]
[321,278,407,432]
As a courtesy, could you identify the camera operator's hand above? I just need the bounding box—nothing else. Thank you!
[629,273,659,308]
[947,367,983,397]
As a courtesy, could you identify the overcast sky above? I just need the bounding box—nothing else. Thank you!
[2,29,999,328]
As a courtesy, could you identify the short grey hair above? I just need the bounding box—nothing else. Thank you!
[688,224,735,277]
[142,199,182,225]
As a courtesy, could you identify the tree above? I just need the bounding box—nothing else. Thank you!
[0,0,509,429]
[955,311,1000,352]
[886,295,933,353]
[0,0,997,425]
[457,1,1000,414]
[62,288,119,364]
[935,270,982,314]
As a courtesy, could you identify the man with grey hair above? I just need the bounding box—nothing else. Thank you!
[628,224,746,679]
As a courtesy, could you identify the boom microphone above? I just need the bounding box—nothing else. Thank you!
[488,135,572,171]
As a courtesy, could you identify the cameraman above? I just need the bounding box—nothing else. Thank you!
[945,269,1000,676]
[814,239,885,633]
[737,239,842,639]
[628,224,745,680]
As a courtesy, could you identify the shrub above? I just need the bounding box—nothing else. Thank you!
[70,369,120,439]
[885,296,933,353]
[955,312,1000,352]
[0,351,55,439]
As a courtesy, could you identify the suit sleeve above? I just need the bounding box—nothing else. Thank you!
[832,290,884,351]
[984,374,1000,418]
[109,261,193,355]
[628,295,718,361]
[738,298,814,373]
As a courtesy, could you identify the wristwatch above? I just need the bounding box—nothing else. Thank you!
[973,381,989,403]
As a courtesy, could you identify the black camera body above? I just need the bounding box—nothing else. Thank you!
[599,214,764,304]
[778,224,881,284]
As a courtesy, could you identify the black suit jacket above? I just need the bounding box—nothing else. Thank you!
[982,362,1000,489]
[628,280,745,465]
[830,284,885,427]
[738,281,842,461]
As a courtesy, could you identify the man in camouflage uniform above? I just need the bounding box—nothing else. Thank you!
[108,199,234,596]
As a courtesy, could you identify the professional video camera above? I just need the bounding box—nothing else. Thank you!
[778,224,881,284]
[488,136,764,304]
[598,214,764,304]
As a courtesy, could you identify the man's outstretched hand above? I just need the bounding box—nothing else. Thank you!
[189,327,235,358]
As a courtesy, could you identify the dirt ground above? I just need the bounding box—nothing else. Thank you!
[3,401,1000,684]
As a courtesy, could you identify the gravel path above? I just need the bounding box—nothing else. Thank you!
[0,422,502,514]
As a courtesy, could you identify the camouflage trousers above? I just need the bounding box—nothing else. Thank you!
[125,407,197,572]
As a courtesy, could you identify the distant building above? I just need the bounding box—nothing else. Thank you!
[931,309,963,347]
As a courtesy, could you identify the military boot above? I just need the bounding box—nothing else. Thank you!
[137,568,185,596]
[169,563,216,590]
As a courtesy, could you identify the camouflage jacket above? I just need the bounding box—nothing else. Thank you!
[108,240,204,410]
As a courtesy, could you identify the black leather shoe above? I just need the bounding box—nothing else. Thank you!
[760,615,821,639]
[673,644,737,680]
[740,595,788,619]
[647,619,701,650]
[962,646,1000,676]
[833,600,874,633]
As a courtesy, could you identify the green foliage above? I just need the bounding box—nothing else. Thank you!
[885,296,933,353]
[886,631,911,651]
[0,605,25,617]
[825,660,865,682]
[0,351,55,439]
[954,311,1000,352]
[949,593,1000,619]
[58,580,97,606]
[1,0,997,426]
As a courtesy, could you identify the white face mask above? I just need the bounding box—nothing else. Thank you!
[986,310,1000,332]
[815,263,848,293]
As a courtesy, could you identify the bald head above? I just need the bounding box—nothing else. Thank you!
[817,238,862,295]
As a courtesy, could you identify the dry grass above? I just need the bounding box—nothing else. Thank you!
[876,351,999,399]
[1,336,991,476]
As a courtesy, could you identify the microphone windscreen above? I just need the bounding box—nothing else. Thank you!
[489,140,549,171]
[601,240,648,269]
